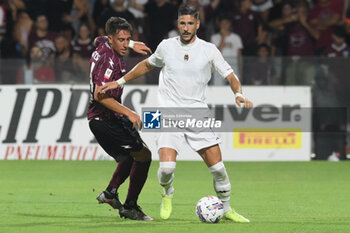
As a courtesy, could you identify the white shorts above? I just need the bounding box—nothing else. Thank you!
[156,131,222,153]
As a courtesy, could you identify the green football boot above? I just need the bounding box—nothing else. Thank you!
[160,194,173,220]
[223,209,250,223]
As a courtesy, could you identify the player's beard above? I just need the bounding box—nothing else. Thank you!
[181,31,196,44]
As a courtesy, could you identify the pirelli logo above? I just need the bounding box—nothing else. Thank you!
[233,128,302,149]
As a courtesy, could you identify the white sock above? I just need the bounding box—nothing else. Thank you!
[209,161,232,212]
[158,161,176,196]
[222,200,232,213]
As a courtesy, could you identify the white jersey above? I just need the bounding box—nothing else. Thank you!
[210,33,243,57]
[148,36,235,107]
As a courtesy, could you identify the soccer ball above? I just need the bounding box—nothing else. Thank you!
[195,196,224,223]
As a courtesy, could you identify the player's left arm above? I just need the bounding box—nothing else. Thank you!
[93,36,152,55]
[210,44,253,108]
[129,40,152,55]
[226,73,253,108]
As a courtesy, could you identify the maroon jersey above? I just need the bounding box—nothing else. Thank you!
[232,10,262,47]
[286,22,314,56]
[309,0,342,50]
[71,38,94,58]
[323,42,350,94]
[28,31,57,58]
[87,37,127,121]
[323,43,350,57]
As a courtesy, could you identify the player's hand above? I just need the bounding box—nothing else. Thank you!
[127,111,142,130]
[95,89,107,101]
[236,96,253,108]
[100,82,119,94]
[133,42,152,55]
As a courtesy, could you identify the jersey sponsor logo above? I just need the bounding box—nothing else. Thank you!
[143,110,161,129]
[104,68,113,80]
[233,128,302,149]
[184,54,189,61]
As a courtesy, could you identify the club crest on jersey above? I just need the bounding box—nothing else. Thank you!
[104,68,113,80]
[184,54,189,61]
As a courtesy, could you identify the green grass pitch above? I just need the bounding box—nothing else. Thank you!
[1,160,350,233]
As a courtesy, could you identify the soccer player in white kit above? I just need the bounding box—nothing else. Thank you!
[100,5,253,222]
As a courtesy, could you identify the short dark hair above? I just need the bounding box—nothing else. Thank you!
[239,0,251,6]
[218,14,232,23]
[35,13,48,22]
[56,33,69,41]
[333,26,346,38]
[105,17,133,36]
[178,4,199,20]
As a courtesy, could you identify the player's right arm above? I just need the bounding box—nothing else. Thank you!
[90,52,142,128]
[100,58,155,93]
[100,40,166,93]
[226,73,252,108]
[94,86,142,129]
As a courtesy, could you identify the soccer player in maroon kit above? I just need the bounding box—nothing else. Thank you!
[87,17,153,221]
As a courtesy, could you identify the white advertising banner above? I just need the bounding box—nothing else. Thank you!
[0,85,311,161]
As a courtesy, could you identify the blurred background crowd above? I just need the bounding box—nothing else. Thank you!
[1,0,350,85]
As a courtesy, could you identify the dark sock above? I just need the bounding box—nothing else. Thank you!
[125,159,152,206]
[106,156,134,196]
